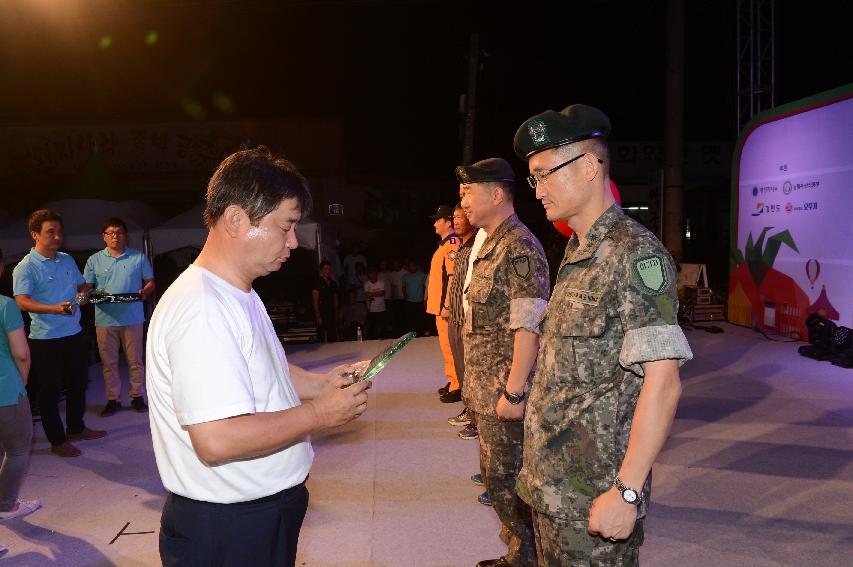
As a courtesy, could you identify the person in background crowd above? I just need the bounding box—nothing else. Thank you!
[312,260,339,343]
[364,267,389,340]
[389,259,407,335]
[401,260,427,336]
[342,245,366,290]
[340,290,368,341]
[349,262,368,305]
[83,217,155,417]
[0,247,42,525]
[13,209,107,459]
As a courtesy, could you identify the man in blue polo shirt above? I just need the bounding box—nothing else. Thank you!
[13,209,107,458]
[84,217,155,417]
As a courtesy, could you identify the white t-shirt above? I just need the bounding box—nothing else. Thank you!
[462,229,488,316]
[390,269,406,300]
[147,265,313,504]
[364,279,386,312]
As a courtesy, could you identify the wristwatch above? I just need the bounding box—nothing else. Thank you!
[613,477,643,506]
[502,388,526,405]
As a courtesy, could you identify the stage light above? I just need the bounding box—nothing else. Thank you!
[212,91,236,114]
[798,313,837,360]
[180,97,205,120]
[830,326,853,368]
[144,31,159,46]
[98,35,112,49]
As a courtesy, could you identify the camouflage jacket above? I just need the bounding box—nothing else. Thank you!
[517,205,692,521]
[462,213,550,416]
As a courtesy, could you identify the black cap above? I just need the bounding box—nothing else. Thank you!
[455,157,516,185]
[429,205,455,220]
[513,104,611,160]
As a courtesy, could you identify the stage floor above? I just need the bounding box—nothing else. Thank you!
[1,323,851,566]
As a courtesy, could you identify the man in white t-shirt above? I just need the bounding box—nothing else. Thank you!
[363,267,388,339]
[147,147,370,567]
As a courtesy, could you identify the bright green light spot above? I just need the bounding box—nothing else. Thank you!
[98,36,113,49]
[181,97,205,120]
[212,91,236,114]
[144,31,159,45]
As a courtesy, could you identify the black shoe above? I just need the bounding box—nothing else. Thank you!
[439,389,462,403]
[99,400,121,417]
[471,473,483,486]
[476,557,512,567]
[477,491,492,506]
[131,397,148,412]
[437,382,450,396]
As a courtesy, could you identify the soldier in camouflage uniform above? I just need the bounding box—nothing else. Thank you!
[457,158,550,567]
[512,105,693,566]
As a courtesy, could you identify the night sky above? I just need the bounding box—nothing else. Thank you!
[2,0,850,184]
[0,0,850,301]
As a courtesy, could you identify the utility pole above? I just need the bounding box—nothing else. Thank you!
[461,32,479,165]
[663,0,685,261]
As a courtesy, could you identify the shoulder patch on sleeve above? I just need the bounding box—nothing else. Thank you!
[511,255,531,279]
[448,250,457,260]
[630,253,668,294]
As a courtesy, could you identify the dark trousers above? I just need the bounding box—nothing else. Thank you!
[402,300,426,335]
[447,321,465,390]
[29,332,89,446]
[160,482,309,567]
[476,412,538,567]
[367,310,390,339]
[318,309,338,342]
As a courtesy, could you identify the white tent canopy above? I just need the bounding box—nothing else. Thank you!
[0,199,164,261]
[149,202,320,257]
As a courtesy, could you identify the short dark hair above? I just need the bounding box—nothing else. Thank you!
[203,146,313,229]
[28,209,63,234]
[319,260,331,269]
[101,217,128,234]
[488,180,515,202]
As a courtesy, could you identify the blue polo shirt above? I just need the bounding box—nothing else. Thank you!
[0,295,27,407]
[12,249,84,340]
[83,247,154,327]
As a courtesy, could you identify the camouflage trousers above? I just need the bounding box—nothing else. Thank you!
[475,412,538,567]
[532,510,643,567]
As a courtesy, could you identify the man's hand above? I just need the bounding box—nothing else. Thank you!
[327,360,370,385]
[440,307,449,319]
[57,301,75,315]
[307,376,370,428]
[587,486,638,541]
[496,396,525,421]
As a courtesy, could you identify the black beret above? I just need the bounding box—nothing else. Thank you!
[429,205,455,220]
[455,157,516,185]
[513,104,611,160]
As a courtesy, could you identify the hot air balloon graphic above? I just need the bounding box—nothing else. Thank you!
[805,259,820,289]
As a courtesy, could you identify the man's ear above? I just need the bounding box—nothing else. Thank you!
[221,205,246,237]
[583,153,600,182]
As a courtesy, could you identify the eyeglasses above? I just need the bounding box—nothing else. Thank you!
[526,153,603,189]
[103,231,126,238]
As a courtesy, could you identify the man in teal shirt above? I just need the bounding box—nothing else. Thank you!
[12,209,107,458]
[83,217,155,416]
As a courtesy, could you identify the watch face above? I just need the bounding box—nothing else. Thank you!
[623,489,638,503]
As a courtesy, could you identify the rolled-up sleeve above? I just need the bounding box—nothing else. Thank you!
[620,324,693,376]
[509,297,548,334]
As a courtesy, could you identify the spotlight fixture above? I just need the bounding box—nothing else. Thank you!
[798,313,836,360]
[830,326,853,368]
